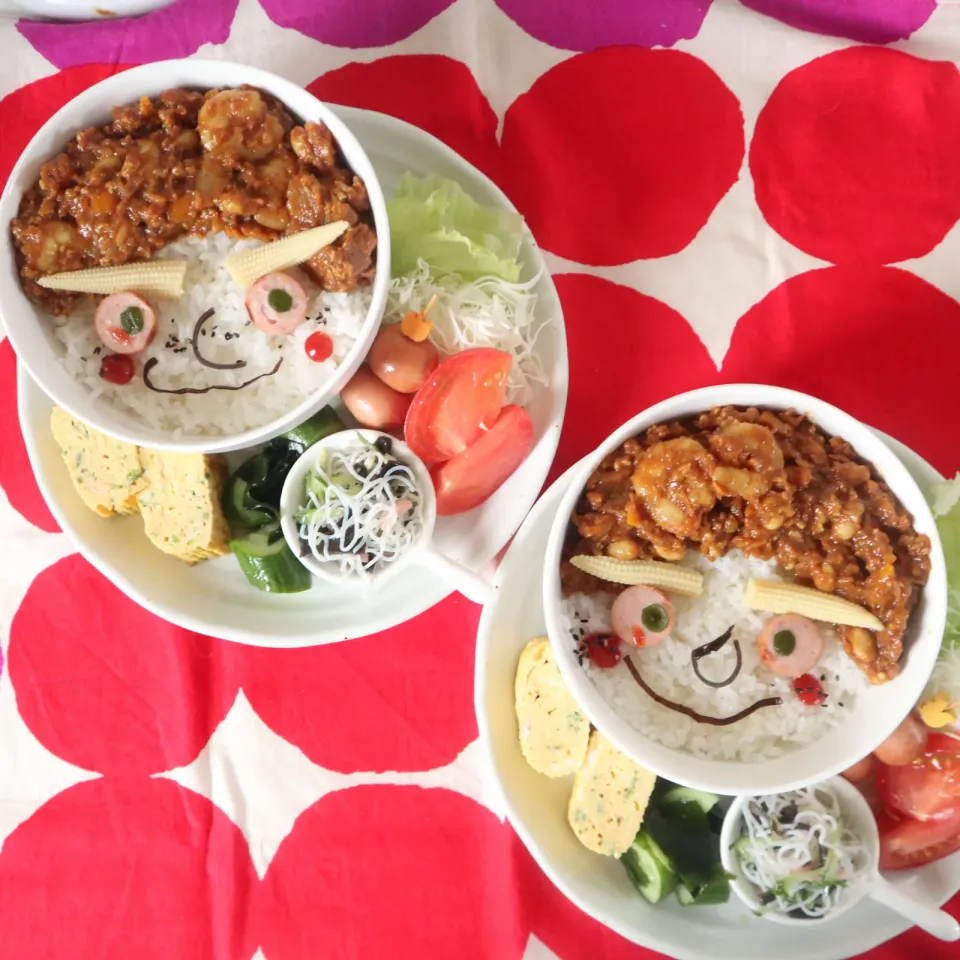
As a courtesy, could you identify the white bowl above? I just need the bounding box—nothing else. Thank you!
[279,430,433,587]
[279,429,495,604]
[0,59,390,454]
[542,384,948,796]
[719,778,960,941]
[0,0,172,17]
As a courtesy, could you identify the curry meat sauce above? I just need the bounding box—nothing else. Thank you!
[561,406,932,685]
[11,87,376,315]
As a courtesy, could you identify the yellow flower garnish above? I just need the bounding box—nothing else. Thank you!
[919,692,957,729]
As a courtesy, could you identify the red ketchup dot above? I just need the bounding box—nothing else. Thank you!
[99,353,135,384]
[792,673,827,706]
[304,330,334,363]
[580,632,623,668]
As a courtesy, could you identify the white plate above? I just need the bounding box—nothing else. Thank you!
[17,105,568,647]
[475,434,959,960]
[0,0,172,18]
[2,61,391,455]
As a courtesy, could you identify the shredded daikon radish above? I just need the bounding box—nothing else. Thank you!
[928,646,960,710]
[295,437,424,578]
[387,260,549,406]
[733,785,867,919]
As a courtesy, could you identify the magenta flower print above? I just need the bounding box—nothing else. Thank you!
[257,0,456,47]
[740,0,936,45]
[17,0,238,70]
[494,0,712,51]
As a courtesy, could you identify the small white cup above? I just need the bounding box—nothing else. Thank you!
[720,776,960,942]
[279,429,493,605]
[0,1,173,21]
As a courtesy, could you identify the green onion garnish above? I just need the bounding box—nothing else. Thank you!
[120,306,144,334]
[268,288,293,312]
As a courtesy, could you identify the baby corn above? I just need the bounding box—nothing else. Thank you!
[743,578,884,630]
[569,555,703,597]
[226,221,349,288]
[38,260,187,298]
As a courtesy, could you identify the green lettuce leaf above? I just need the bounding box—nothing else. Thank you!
[931,474,960,651]
[388,173,525,282]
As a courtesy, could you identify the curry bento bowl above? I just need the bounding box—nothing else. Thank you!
[543,385,947,796]
[0,59,390,453]
[13,75,567,643]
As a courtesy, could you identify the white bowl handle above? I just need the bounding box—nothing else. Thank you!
[417,546,494,606]
[869,875,960,942]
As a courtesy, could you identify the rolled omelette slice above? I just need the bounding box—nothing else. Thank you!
[568,729,657,857]
[50,406,146,517]
[515,637,590,777]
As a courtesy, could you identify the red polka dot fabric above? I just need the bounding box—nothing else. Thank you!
[0,2,959,959]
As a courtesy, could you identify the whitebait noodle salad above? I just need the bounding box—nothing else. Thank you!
[295,435,424,577]
[732,785,868,919]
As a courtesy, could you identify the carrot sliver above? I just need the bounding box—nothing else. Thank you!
[400,310,433,342]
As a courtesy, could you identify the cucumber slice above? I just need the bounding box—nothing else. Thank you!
[222,473,275,528]
[676,865,732,907]
[305,469,329,501]
[660,786,720,814]
[229,523,311,593]
[644,802,718,877]
[329,470,362,495]
[230,523,289,558]
[282,406,344,451]
[621,831,679,904]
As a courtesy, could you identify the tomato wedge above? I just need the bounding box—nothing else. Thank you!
[876,733,960,821]
[404,348,512,464]
[877,807,960,870]
[431,404,534,515]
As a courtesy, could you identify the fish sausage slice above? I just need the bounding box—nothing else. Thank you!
[94,291,158,354]
[245,271,309,335]
[758,613,824,677]
[611,585,675,648]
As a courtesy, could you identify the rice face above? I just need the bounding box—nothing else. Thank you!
[52,234,372,438]
[561,552,867,762]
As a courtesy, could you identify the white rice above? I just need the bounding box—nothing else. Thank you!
[52,233,371,438]
[562,552,867,762]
